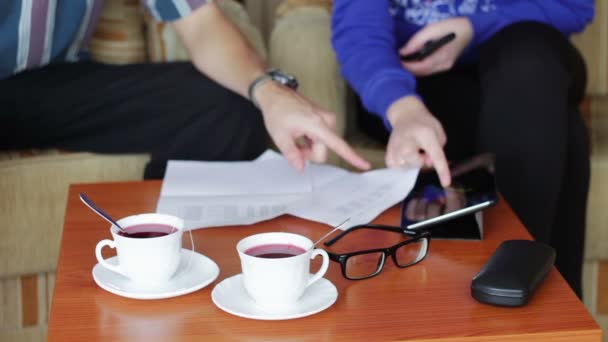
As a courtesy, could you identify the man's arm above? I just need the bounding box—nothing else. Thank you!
[171,2,370,171]
[172,2,263,98]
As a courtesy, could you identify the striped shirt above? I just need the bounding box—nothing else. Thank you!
[0,0,208,80]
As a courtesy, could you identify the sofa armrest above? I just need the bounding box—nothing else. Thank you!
[571,0,608,96]
[0,153,149,277]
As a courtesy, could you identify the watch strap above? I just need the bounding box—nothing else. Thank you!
[248,73,274,108]
[248,69,298,108]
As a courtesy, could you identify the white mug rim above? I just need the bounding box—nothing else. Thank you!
[110,213,184,241]
[237,232,313,260]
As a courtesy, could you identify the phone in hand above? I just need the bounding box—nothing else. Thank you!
[400,32,456,62]
[400,153,498,239]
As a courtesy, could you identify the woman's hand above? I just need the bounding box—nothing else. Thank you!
[386,96,451,187]
[400,17,473,77]
[256,81,371,172]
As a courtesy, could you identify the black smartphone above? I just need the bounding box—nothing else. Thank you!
[400,32,456,62]
[400,153,498,238]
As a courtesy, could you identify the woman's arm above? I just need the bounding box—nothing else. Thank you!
[332,0,417,129]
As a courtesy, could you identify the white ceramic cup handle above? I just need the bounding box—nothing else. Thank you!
[306,248,330,288]
[95,239,127,277]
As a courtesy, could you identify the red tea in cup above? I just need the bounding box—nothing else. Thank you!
[245,243,306,259]
[117,224,177,239]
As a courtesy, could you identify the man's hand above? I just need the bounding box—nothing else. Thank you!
[172,3,369,171]
[386,96,451,187]
[254,81,370,171]
[400,17,473,77]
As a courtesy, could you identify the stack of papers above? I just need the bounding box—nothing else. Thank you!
[156,150,419,230]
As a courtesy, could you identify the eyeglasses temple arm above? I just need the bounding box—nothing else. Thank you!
[324,224,417,246]
[324,229,351,246]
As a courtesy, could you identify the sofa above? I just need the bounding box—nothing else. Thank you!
[1,0,606,341]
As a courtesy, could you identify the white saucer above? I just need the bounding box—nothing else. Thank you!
[211,274,337,320]
[92,248,219,300]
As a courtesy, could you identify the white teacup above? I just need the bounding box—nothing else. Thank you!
[237,232,329,311]
[95,213,184,285]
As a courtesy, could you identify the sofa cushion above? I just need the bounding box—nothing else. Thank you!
[89,0,147,64]
[275,0,332,21]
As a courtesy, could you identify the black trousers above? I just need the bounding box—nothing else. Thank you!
[0,62,268,179]
[360,22,589,297]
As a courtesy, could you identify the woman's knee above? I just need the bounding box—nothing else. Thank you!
[479,21,586,103]
[480,21,577,74]
[483,22,565,55]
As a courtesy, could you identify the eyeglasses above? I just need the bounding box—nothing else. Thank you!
[323,224,430,280]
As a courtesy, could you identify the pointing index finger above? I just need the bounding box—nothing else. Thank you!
[420,138,451,187]
[312,125,370,170]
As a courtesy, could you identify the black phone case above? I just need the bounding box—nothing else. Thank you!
[471,240,555,307]
[400,32,456,61]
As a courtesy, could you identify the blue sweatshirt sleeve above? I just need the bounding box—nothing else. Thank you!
[468,1,594,47]
[331,0,416,130]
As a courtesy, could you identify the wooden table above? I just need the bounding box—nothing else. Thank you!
[48,181,601,341]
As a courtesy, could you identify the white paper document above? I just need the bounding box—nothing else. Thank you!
[156,150,419,230]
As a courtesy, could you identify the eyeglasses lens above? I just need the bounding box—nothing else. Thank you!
[345,252,385,279]
[395,239,427,267]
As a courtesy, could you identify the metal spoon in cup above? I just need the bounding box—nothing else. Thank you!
[310,218,351,250]
[79,192,127,232]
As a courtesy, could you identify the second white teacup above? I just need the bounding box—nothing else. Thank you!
[95,213,184,285]
[237,232,329,311]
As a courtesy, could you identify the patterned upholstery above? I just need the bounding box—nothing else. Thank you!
[89,0,147,64]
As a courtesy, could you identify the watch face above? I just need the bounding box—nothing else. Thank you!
[271,70,298,90]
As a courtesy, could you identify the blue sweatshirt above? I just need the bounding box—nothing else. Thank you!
[331,0,594,129]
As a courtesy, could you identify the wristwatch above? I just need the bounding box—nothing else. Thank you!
[248,68,299,107]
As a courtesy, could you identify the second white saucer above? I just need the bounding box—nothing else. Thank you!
[92,248,219,300]
[211,274,338,320]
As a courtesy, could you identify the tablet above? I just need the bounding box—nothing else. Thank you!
[400,153,498,238]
